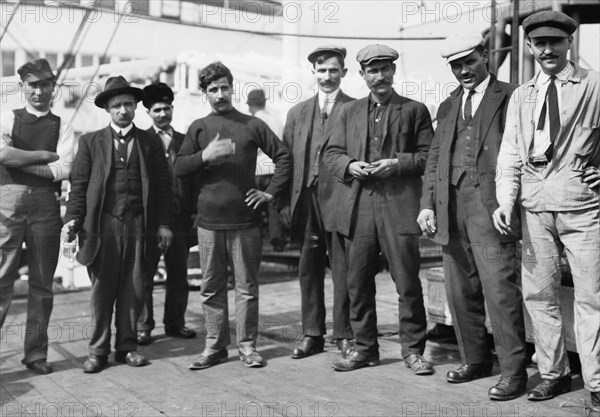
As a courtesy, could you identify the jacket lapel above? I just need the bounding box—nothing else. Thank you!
[477,76,504,153]
[355,98,369,161]
[297,97,316,152]
[440,88,462,156]
[133,126,149,224]
[384,91,403,144]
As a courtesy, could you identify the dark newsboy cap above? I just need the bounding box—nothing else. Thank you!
[356,44,399,66]
[307,45,347,64]
[523,10,577,38]
[94,76,144,108]
[246,89,266,105]
[17,58,55,83]
[142,83,174,109]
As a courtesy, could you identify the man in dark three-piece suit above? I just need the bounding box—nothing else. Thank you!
[324,45,434,373]
[280,45,354,359]
[136,83,197,346]
[417,33,527,401]
[65,76,173,373]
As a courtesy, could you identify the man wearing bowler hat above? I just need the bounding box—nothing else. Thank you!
[0,58,75,374]
[494,11,600,405]
[280,45,355,360]
[64,76,174,373]
[136,83,196,346]
[417,32,527,400]
[324,45,434,373]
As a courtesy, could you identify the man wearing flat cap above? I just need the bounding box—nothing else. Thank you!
[64,76,174,373]
[324,44,434,373]
[136,83,196,346]
[281,45,355,360]
[493,10,600,406]
[417,32,527,400]
[0,58,75,375]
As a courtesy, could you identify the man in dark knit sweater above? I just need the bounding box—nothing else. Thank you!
[175,62,291,370]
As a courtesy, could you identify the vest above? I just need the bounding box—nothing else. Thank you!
[103,138,143,219]
[449,107,482,186]
[1,108,61,191]
[304,102,328,187]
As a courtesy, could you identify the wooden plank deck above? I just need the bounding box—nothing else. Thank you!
[0,263,593,417]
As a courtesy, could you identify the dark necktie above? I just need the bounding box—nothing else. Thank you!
[117,131,132,164]
[537,76,560,161]
[464,89,475,123]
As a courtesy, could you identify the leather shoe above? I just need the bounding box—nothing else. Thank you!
[83,355,108,373]
[114,351,149,367]
[336,338,353,359]
[527,375,571,401]
[25,359,53,375]
[591,391,600,407]
[291,336,324,359]
[447,362,493,383]
[137,330,152,345]
[165,326,197,339]
[331,350,379,372]
[239,347,265,368]
[189,350,228,370]
[405,354,434,375]
[489,375,527,400]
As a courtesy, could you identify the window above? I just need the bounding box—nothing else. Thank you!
[1,50,15,77]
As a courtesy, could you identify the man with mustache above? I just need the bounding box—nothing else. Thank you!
[417,33,527,400]
[175,62,291,370]
[494,11,600,406]
[136,83,196,346]
[324,45,434,373]
[280,46,354,360]
[64,76,174,373]
[0,58,75,375]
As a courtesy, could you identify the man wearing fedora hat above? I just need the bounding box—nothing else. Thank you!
[0,58,75,375]
[324,44,434,373]
[494,10,600,405]
[64,75,174,373]
[136,83,196,346]
[280,45,355,360]
[417,32,527,400]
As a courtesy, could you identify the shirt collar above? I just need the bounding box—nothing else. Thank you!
[25,103,50,118]
[111,122,133,136]
[153,125,173,136]
[537,61,574,85]
[464,73,491,97]
[318,88,340,108]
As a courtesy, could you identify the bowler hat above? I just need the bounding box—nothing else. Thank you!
[308,45,347,64]
[142,83,174,109]
[17,58,55,83]
[439,32,485,64]
[523,10,577,38]
[94,76,144,108]
[356,44,399,66]
[246,89,266,105]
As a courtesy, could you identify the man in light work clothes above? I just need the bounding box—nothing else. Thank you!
[417,33,527,400]
[280,46,355,360]
[493,11,600,406]
[0,58,75,375]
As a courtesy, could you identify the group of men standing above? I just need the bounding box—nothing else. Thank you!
[0,9,598,407]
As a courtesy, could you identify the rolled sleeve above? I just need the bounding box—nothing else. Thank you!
[49,123,75,181]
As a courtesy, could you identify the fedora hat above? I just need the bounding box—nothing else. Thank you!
[94,76,144,108]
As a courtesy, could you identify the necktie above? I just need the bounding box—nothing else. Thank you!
[464,89,475,123]
[158,130,171,153]
[537,76,560,161]
[321,95,332,123]
[117,131,132,164]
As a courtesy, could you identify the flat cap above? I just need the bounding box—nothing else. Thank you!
[94,75,144,108]
[246,89,266,105]
[308,45,347,64]
[356,44,399,66]
[142,83,174,109]
[523,10,577,38]
[439,32,485,64]
[17,58,55,83]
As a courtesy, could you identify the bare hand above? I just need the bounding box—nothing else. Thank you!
[492,204,514,235]
[61,220,77,242]
[368,159,399,179]
[245,188,273,210]
[348,161,371,180]
[417,209,436,236]
[158,226,173,253]
[279,206,291,227]
[582,167,600,190]
[41,151,60,163]
[202,132,235,162]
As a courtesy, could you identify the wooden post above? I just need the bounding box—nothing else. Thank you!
[511,0,520,84]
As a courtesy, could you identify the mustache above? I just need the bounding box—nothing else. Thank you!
[541,54,559,60]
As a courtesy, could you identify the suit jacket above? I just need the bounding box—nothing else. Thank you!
[324,90,433,237]
[66,125,173,266]
[420,75,517,245]
[282,91,354,234]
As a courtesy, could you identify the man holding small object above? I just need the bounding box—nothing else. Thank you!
[174,62,291,370]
